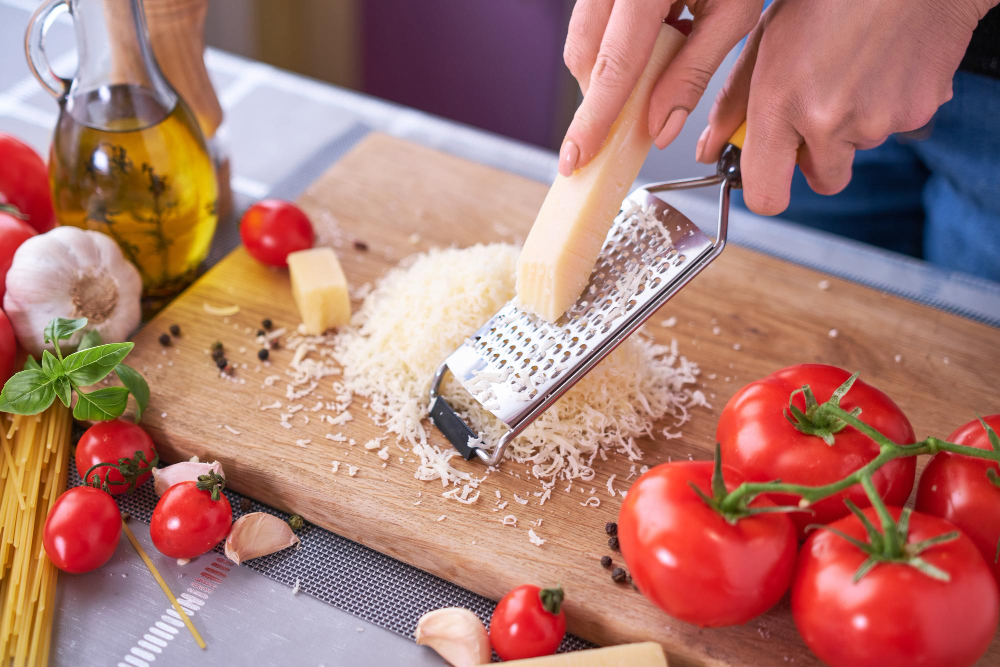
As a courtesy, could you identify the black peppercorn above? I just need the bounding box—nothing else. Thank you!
[211,348,224,361]
[353,240,369,251]
[257,348,269,361]
[158,333,171,346]
[215,357,227,370]
[605,521,617,536]
[608,535,619,551]
[256,329,266,337]
[262,318,272,330]
[600,555,612,568]
[169,324,181,337]
[211,341,223,351]
[611,567,627,583]
[239,497,252,512]
[288,515,305,531]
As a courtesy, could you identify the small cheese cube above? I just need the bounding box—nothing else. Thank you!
[500,642,667,666]
[287,247,351,334]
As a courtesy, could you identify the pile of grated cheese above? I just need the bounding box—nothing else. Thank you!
[333,243,707,490]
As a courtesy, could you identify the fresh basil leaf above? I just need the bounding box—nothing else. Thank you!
[54,376,72,407]
[72,386,129,421]
[0,369,58,415]
[23,356,41,372]
[41,350,64,379]
[43,317,88,345]
[77,329,103,352]
[62,342,134,387]
[115,363,149,422]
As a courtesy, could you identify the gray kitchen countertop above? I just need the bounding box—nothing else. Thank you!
[2,1,998,666]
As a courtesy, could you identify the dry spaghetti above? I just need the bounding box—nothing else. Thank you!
[0,404,72,666]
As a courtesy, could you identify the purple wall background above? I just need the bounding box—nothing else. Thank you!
[362,0,572,149]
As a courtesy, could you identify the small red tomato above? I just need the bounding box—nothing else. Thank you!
[75,419,157,495]
[0,134,55,234]
[718,364,916,536]
[0,213,37,301]
[916,414,1000,587]
[150,481,232,559]
[793,507,999,667]
[489,584,566,661]
[43,486,122,573]
[618,461,797,627]
[0,308,16,385]
[239,199,314,267]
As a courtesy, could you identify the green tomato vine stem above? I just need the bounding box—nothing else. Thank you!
[718,395,1000,515]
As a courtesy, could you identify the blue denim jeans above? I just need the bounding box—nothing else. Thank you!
[735,71,1000,282]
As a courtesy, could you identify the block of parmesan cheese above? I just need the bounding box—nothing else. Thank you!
[516,24,685,322]
[287,247,351,334]
[500,642,667,666]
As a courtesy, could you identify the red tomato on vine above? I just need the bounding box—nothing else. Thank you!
[717,364,915,536]
[618,461,797,627]
[793,506,998,667]
[916,414,1000,587]
[75,419,157,495]
[43,486,121,573]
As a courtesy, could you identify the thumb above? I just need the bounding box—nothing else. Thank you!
[648,1,762,150]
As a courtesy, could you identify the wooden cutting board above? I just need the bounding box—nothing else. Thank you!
[129,133,1000,666]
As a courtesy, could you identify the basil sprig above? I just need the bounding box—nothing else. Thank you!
[0,317,150,422]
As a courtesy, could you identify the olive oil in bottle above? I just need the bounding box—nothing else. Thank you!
[50,84,218,297]
[27,0,219,302]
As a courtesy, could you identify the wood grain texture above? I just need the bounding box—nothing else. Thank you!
[128,134,1000,666]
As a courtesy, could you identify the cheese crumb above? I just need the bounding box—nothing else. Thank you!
[527,528,546,547]
[660,316,677,328]
[818,280,831,290]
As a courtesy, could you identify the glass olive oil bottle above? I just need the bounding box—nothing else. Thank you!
[28,0,218,300]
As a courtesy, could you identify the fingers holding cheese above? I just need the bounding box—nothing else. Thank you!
[517,24,686,323]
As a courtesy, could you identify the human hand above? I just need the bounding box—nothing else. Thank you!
[698,0,995,215]
[559,0,763,176]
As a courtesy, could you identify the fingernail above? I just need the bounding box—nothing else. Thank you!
[695,125,711,163]
[558,140,580,177]
[654,108,688,150]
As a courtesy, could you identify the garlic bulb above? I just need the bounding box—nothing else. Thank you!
[152,460,225,496]
[415,608,491,667]
[3,227,142,356]
[224,512,300,565]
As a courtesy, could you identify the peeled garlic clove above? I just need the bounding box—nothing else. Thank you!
[415,607,491,667]
[152,460,225,496]
[224,512,300,566]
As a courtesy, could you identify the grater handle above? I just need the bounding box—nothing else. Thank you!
[428,396,480,460]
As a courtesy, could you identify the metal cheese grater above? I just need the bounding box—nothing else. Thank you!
[429,143,744,466]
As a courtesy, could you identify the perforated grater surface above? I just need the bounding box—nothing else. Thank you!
[430,145,743,465]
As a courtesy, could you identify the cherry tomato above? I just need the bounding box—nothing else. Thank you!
[0,213,37,301]
[717,364,915,536]
[618,461,797,627]
[916,414,1000,587]
[0,308,16,385]
[239,200,314,267]
[43,486,122,573]
[489,584,566,661]
[150,481,232,559]
[75,419,157,495]
[793,507,998,667]
[0,134,55,234]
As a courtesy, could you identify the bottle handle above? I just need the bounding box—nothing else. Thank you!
[24,0,72,99]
